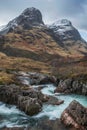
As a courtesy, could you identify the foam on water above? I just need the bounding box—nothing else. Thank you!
[34,85,87,119]
[0,84,87,128]
[0,102,30,128]
[41,84,56,96]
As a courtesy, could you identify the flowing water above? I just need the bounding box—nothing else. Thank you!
[0,84,87,128]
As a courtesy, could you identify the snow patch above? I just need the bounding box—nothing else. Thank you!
[49,19,73,36]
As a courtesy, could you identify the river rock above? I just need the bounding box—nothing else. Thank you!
[46,96,64,105]
[0,84,47,116]
[17,72,57,85]
[55,78,87,95]
[61,100,87,130]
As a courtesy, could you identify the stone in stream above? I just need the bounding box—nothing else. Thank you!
[0,83,64,117]
[45,96,64,105]
[61,100,87,130]
[55,78,87,95]
[17,72,57,85]
[0,84,48,116]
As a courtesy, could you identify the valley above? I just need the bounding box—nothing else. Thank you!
[0,7,87,130]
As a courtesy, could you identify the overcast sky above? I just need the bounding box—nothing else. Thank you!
[0,0,87,40]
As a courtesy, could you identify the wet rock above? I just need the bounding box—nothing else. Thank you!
[46,96,64,105]
[39,76,57,85]
[55,78,87,95]
[55,79,73,93]
[82,84,87,95]
[18,98,42,116]
[17,72,57,86]
[0,84,47,116]
[56,100,64,105]
[61,100,87,130]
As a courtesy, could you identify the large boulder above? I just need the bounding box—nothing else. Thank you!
[46,96,64,105]
[18,97,42,116]
[55,78,87,95]
[0,84,47,116]
[17,72,57,85]
[61,100,87,130]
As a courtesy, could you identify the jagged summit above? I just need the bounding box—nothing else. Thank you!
[50,19,82,41]
[0,7,87,57]
[0,7,44,34]
[52,19,72,26]
[22,7,38,13]
[21,7,44,25]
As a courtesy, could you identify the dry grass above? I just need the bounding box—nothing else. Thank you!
[52,57,87,78]
[0,27,87,84]
[0,55,51,73]
[0,72,14,85]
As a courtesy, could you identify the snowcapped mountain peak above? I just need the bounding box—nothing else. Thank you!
[0,25,6,31]
[49,19,73,36]
[53,19,72,26]
[49,19,82,41]
[0,7,44,35]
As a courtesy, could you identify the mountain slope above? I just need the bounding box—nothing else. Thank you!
[0,8,87,57]
[49,19,82,41]
[49,19,87,56]
[0,7,87,79]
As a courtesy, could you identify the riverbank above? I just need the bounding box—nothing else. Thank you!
[0,71,87,130]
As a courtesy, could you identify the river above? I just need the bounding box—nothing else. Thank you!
[0,84,87,128]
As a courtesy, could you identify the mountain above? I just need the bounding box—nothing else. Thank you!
[0,8,87,57]
[0,7,44,35]
[49,19,87,56]
[0,8,87,70]
[0,7,87,79]
[0,25,6,31]
[49,19,82,41]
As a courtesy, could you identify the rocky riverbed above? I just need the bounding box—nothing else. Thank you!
[0,72,87,130]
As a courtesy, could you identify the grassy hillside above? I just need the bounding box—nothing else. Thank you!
[0,26,87,84]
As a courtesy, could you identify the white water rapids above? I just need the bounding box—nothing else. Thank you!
[0,84,87,128]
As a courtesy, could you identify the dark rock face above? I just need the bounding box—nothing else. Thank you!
[55,78,87,95]
[20,7,44,26]
[49,19,82,42]
[0,84,47,116]
[61,100,87,130]
[49,19,87,52]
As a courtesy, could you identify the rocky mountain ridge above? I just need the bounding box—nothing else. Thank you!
[0,7,44,35]
[0,7,87,57]
[49,19,83,41]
